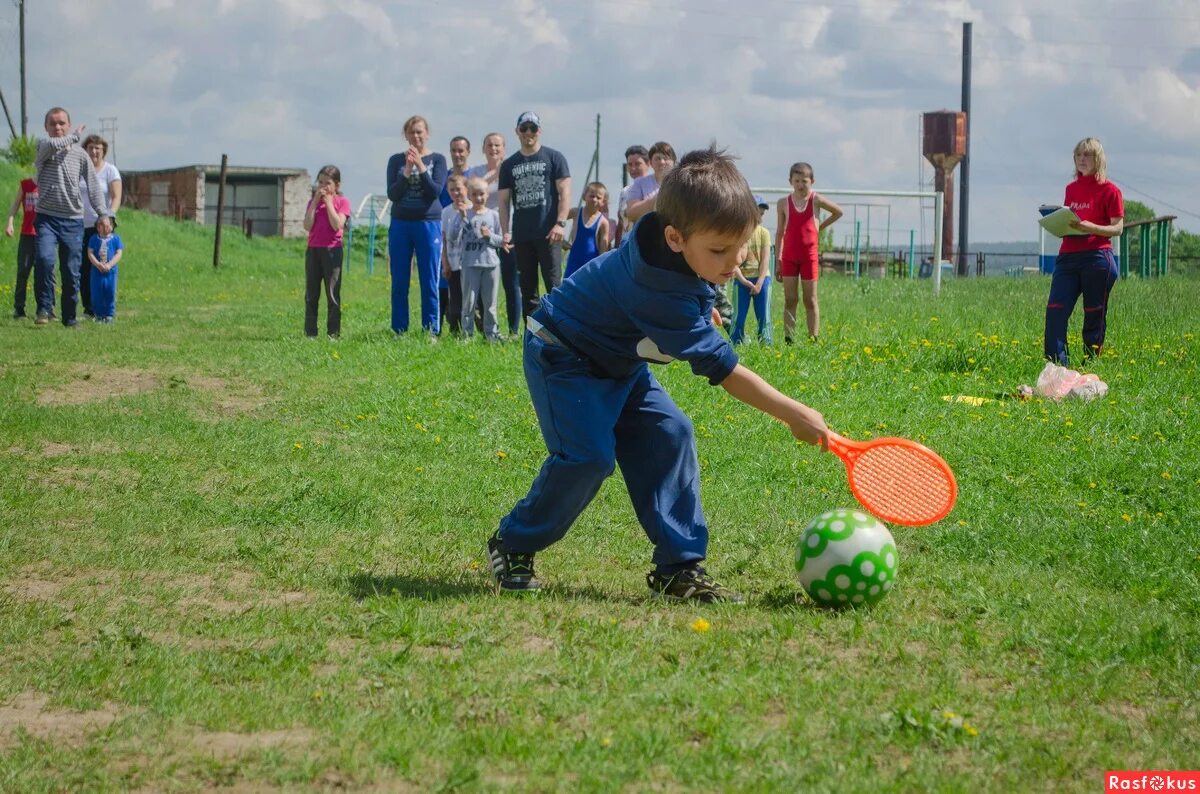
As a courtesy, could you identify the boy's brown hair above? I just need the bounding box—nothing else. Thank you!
[446,173,468,187]
[656,146,758,239]
[585,181,607,198]
[789,162,814,180]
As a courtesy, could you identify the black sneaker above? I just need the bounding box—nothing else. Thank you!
[34,313,49,326]
[486,534,541,593]
[647,565,744,604]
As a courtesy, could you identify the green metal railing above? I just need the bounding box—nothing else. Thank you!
[1118,215,1176,278]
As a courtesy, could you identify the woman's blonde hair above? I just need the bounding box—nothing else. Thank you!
[1074,137,1107,183]
[403,115,429,135]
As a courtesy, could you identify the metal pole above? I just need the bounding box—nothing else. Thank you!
[853,220,861,279]
[908,229,915,279]
[0,88,17,139]
[959,21,972,276]
[933,191,944,294]
[19,0,27,136]
[595,113,601,183]
[213,155,228,269]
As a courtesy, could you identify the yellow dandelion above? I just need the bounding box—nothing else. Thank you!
[691,618,711,633]
[331,350,340,360]
[1161,472,1172,480]
[293,442,304,450]
[965,723,979,737]
[1089,482,1097,489]
[863,346,873,355]
[496,450,508,459]
[1121,514,1132,522]
[600,735,613,748]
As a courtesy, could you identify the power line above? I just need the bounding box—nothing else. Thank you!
[1110,178,1200,223]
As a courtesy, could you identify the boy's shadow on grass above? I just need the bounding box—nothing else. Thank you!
[343,572,647,606]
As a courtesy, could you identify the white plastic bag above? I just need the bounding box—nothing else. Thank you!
[1034,362,1108,401]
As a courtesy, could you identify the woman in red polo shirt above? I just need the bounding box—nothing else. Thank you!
[1044,138,1124,365]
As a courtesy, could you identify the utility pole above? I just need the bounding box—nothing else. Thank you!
[213,155,228,269]
[959,21,973,277]
[100,117,118,163]
[19,0,27,136]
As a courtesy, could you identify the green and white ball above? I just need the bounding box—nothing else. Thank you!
[795,509,899,608]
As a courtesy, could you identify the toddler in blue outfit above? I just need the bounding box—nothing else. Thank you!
[86,215,122,323]
[488,147,831,603]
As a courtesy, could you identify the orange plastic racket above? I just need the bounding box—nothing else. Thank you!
[826,432,957,526]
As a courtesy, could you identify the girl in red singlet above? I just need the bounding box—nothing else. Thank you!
[774,162,843,342]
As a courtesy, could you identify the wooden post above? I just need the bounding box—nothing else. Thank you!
[213,154,228,269]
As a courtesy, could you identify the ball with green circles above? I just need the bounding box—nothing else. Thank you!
[795,509,898,608]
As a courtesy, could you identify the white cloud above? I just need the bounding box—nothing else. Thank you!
[9,0,1198,237]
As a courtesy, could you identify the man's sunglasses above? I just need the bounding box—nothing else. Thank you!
[518,124,540,133]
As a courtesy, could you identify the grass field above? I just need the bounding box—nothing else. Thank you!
[1,161,1197,792]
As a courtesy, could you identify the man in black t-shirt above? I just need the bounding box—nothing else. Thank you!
[498,111,571,320]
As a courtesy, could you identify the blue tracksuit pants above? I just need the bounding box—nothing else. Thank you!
[388,219,442,334]
[731,276,772,344]
[499,333,708,573]
[1044,248,1118,365]
[90,265,118,319]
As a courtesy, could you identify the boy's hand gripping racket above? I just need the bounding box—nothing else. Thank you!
[826,432,957,526]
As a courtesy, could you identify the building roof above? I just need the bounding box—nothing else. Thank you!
[123,165,308,178]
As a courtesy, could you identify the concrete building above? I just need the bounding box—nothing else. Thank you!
[122,165,311,237]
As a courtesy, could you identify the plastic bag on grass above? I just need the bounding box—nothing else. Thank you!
[1034,362,1108,401]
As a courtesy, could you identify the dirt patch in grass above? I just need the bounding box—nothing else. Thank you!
[180,374,268,420]
[28,465,138,491]
[40,441,74,457]
[4,564,313,616]
[0,691,124,749]
[176,726,315,760]
[37,366,160,407]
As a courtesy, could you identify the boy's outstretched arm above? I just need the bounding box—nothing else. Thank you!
[720,364,830,450]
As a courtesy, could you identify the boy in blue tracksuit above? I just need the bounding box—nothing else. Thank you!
[488,147,831,603]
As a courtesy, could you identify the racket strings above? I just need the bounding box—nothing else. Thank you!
[850,445,955,524]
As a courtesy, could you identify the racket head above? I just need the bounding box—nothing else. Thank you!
[828,434,957,526]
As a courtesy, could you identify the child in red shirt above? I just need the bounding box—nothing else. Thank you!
[1044,138,1124,365]
[5,177,40,319]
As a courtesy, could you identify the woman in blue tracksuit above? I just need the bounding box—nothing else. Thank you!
[386,115,448,334]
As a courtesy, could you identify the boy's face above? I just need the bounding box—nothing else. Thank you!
[664,224,753,285]
[584,188,604,209]
[469,186,488,207]
[448,181,468,204]
[45,111,70,138]
[650,153,674,178]
[449,139,470,169]
[790,170,814,192]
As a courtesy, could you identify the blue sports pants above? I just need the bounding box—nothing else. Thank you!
[90,265,117,319]
[499,333,708,573]
[731,276,772,344]
[1044,248,1118,366]
[388,219,442,334]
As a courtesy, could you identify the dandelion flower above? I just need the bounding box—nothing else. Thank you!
[293,442,304,450]
[691,618,711,633]
[497,450,508,459]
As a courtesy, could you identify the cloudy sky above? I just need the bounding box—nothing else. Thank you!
[3,0,1198,244]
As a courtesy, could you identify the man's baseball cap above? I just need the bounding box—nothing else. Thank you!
[754,194,769,209]
[516,111,541,128]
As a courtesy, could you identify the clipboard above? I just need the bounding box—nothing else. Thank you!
[1038,205,1087,238]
